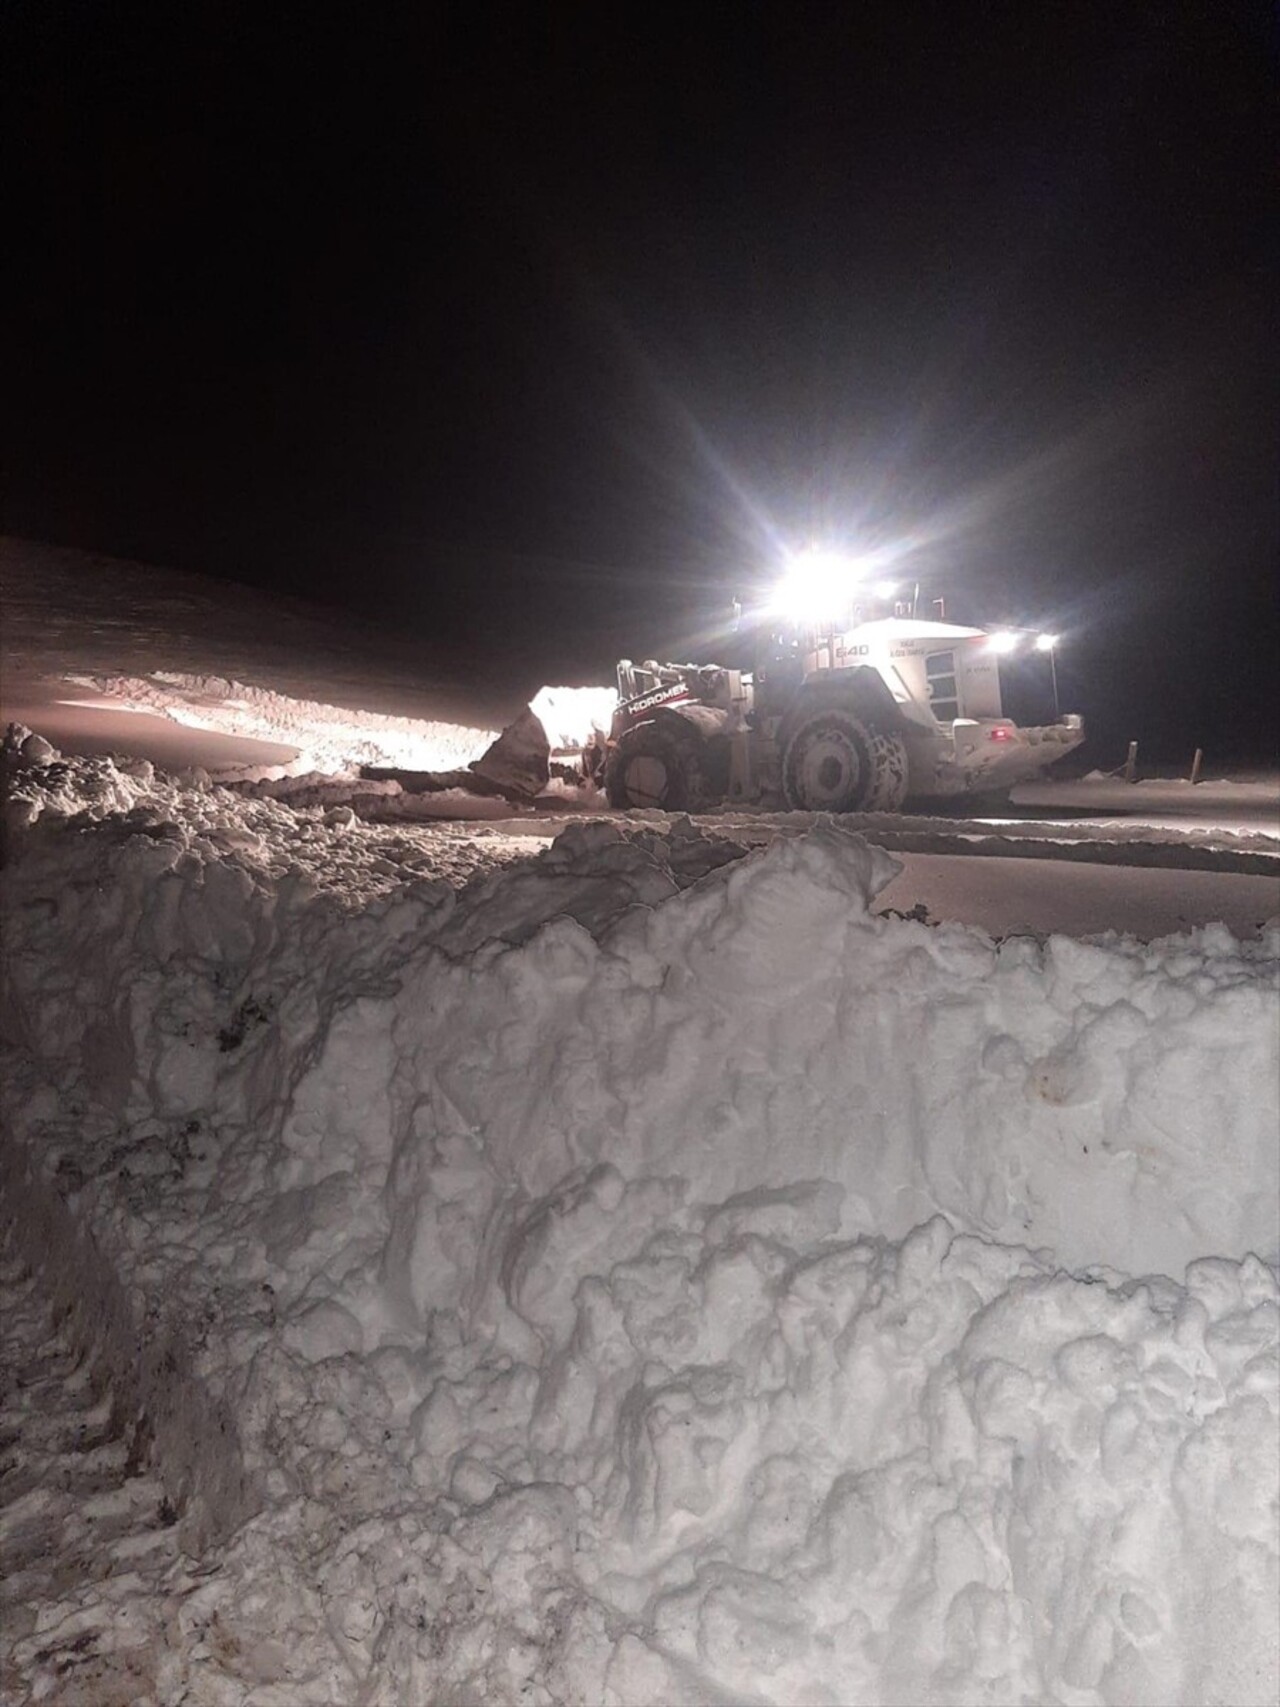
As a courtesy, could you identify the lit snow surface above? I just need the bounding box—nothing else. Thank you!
[60,670,497,778]
[2,737,1278,1707]
[2,544,1278,1704]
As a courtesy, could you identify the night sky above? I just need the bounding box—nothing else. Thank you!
[7,2,1277,759]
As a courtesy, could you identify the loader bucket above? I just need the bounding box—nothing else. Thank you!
[468,707,551,800]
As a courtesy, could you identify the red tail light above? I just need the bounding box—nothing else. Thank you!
[988,726,1013,742]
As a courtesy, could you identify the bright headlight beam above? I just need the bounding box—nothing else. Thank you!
[771,547,866,623]
[986,631,1020,654]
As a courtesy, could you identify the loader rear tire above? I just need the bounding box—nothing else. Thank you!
[781,710,908,813]
[865,726,909,811]
[606,723,697,811]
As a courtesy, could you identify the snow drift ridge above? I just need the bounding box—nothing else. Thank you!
[2,750,1277,1705]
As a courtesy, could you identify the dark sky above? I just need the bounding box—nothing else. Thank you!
[6,2,1277,757]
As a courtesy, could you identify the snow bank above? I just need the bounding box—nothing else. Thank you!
[227,768,534,821]
[1,745,539,904]
[66,671,497,775]
[2,748,1277,1704]
[1014,772,1280,818]
[371,826,1279,1284]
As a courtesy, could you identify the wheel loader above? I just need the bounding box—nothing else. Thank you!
[470,556,1085,812]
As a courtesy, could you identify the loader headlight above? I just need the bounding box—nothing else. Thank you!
[771,546,866,624]
[986,630,1020,654]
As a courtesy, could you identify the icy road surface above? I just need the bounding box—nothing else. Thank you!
[2,745,1277,1706]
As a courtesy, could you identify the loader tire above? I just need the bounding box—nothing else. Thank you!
[781,710,908,814]
[865,726,909,811]
[606,723,699,811]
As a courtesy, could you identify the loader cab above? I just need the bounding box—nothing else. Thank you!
[751,628,807,717]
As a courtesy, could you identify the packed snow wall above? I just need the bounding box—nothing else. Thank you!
[2,750,1278,1705]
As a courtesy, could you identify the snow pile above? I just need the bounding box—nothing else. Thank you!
[2,749,1277,1704]
[223,767,537,822]
[65,671,497,775]
[1,743,543,904]
[369,828,1279,1284]
[450,1219,1279,1707]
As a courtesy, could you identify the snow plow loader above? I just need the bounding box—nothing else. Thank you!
[472,555,1085,812]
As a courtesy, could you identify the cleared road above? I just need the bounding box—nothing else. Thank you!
[875,850,1278,940]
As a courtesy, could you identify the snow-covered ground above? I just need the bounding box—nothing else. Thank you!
[1013,772,1280,823]
[0,537,516,773]
[2,741,1277,1706]
[2,541,1278,1704]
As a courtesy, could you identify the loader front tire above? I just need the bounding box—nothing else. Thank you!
[606,723,697,811]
